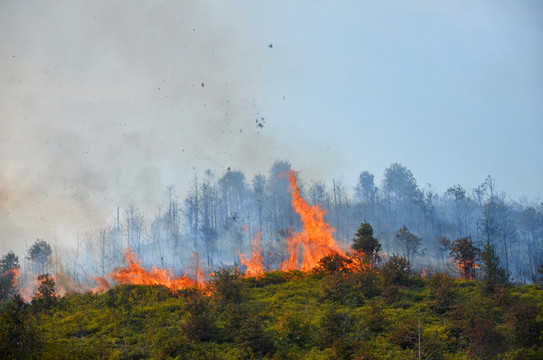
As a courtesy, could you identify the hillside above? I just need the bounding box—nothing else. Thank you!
[1,265,542,360]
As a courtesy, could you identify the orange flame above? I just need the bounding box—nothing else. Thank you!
[110,249,201,291]
[281,171,346,271]
[239,232,264,277]
[90,276,113,294]
[451,257,478,280]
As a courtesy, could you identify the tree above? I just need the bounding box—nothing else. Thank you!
[479,242,508,294]
[0,251,20,300]
[251,174,267,230]
[354,171,377,204]
[32,274,57,309]
[0,251,19,272]
[182,290,218,342]
[395,225,422,264]
[427,273,456,314]
[445,184,471,237]
[381,255,412,286]
[449,237,479,280]
[351,222,381,266]
[382,163,423,209]
[27,239,52,275]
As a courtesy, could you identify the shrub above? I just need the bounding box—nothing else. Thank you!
[381,255,412,286]
[427,273,456,314]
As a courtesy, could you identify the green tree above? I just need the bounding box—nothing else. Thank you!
[318,307,358,358]
[395,226,422,264]
[351,222,382,266]
[427,273,456,314]
[479,242,508,295]
[449,237,479,280]
[182,290,218,342]
[381,255,412,286]
[277,311,313,348]
[212,266,244,305]
[0,294,41,359]
[506,301,543,348]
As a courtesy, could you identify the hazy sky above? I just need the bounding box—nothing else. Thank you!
[1,1,542,254]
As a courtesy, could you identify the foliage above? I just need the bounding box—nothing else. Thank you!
[0,268,541,359]
[32,274,58,310]
[182,289,218,341]
[505,301,543,348]
[427,273,456,314]
[449,237,479,280]
[351,222,382,266]
[479,242,509,295]
[314,253,352,274]
[212,266,244,305]
[381,254,412,286]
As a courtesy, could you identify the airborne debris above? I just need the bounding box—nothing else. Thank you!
[201,83,204,87]
[269,43,273,48]
[256,117,265,129]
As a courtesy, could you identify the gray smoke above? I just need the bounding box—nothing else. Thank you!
[0,1,289,254]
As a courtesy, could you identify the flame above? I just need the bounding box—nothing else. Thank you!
[239,232,264,277]
[90,276,113,294]
[110,249,202,292]
[452,257,478,280]
[281,171,346,271]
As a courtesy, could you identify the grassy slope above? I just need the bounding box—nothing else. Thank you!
[2,271,543,359]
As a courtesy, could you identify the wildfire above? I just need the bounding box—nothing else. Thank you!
[452,257,478,280]
[109,249,202,292]
[239,232,264,278]
[281,171,346,271]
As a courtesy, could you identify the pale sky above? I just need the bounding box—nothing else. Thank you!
[1,1,542,254]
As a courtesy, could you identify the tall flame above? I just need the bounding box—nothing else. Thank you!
[282,171,346,271]
[110,249,200,291]
[239,232,264,277]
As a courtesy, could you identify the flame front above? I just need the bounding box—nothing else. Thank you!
[239,232,264,277]
[281,171,346,271]
[110,249,200,291]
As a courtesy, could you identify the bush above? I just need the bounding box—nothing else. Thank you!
[427,273,456,314]
[381,255,412,286]
[506,301,543,348]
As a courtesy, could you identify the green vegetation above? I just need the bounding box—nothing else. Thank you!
[1,265,542,359]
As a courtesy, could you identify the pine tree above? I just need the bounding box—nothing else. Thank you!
[351,222,382,266]
[479,242,509,295]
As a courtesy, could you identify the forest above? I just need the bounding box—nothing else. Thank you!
[1,160,542,358]
[7,160,537,285]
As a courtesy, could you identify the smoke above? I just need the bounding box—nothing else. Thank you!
[0,1,283,254]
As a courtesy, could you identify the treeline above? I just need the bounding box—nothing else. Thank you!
[1,160,542,292]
